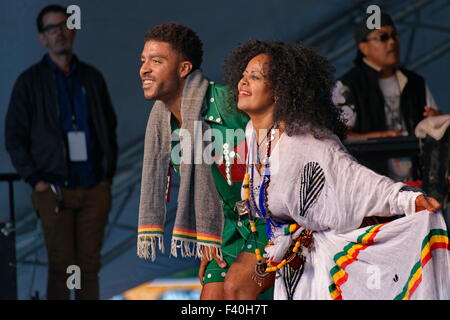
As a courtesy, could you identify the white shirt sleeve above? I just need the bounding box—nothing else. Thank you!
[332,81,357,128]
[310,140,422,232]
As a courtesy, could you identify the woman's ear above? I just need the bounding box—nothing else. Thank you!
[179,61,193,78]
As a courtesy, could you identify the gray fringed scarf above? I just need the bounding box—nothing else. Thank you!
[137,70,224,261]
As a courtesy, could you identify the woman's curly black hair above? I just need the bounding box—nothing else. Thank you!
[223,40,347,140]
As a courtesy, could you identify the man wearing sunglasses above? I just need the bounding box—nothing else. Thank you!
[333,12,441,181]
[5,5,118,299]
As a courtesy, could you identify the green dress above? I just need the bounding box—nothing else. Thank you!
[170,81,268,285]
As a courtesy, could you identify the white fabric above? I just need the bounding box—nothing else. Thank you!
[415,115,450,141]
[425,84,439,111]
[378,75,412,180]
[379,75,405,133]
[332,81,356,127]
[243,121,450,299]
[273,211,450,300]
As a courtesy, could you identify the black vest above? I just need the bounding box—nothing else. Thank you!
[339,62,426,135]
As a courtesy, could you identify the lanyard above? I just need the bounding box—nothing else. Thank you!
[63,75,78,131]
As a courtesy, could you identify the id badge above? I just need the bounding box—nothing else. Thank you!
[67,131,88,161]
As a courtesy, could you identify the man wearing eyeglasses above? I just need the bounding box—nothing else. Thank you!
[333,12,441,182]
[5,5,117,299]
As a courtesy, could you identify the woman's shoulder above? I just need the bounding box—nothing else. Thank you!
[276,133,351,183]
[284,132,344,153]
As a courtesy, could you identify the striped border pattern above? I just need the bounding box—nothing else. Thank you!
[394,229,449,300]
[173,228,222,245]
[328,224,385,300]
[138,225,164,236]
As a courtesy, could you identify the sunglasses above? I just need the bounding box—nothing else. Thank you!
[365,31,399,43]
[41,21,69,35]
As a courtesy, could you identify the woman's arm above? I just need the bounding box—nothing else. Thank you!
[318,140,438,232]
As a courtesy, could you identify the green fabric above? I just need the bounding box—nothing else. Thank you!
[203,216,267,284]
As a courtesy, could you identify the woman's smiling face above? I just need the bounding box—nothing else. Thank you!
[237,54,275,116]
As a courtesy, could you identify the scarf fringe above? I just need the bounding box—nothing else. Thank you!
[197,243,223,261]
[171,238,196,258]
[171,237,222,260]
[137,235,164,261]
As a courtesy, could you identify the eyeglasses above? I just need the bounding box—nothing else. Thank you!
[41,21,68,35]
[365,31,399,43]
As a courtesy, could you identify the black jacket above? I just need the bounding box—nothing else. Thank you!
[5,56,118,187]
[339,61,426,178]
[339,62,426,135]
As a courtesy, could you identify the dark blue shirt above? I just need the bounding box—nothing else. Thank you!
[45,54,102,188]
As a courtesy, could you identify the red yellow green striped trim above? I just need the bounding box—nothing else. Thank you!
[138,225,164,235]
[394,229,449,300]
[328,282,343,300]
[329,223,386,300]
[197,232,222,244]
[356,223,384,245]
[173,228,197,240]
[173,228,222,244]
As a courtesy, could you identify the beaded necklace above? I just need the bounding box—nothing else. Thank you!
[248,125,280,239]
[243,125,313,287]
[245,125,282,285]
[255,129,270,166]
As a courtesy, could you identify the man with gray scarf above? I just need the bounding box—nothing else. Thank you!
[137,23,273,299]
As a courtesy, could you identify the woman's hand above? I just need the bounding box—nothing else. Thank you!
[415,195,441,212]
[198,247,227,285]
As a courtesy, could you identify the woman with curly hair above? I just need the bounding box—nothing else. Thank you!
[224,40,450,300]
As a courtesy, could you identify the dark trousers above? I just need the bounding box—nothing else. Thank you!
[31,183,111,300]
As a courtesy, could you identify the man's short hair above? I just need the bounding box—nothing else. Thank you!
[353,12,396,64]
[354,12,395,44]
[37,4,67,33]
[144,23,203,71]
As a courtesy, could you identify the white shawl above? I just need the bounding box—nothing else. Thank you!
[244,122,450,299]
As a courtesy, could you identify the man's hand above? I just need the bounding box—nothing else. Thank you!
[423,105,442,118]
[376,130,403,138]
[35,181,50,192]
[198,247,227,285]
[415,195,441,212]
